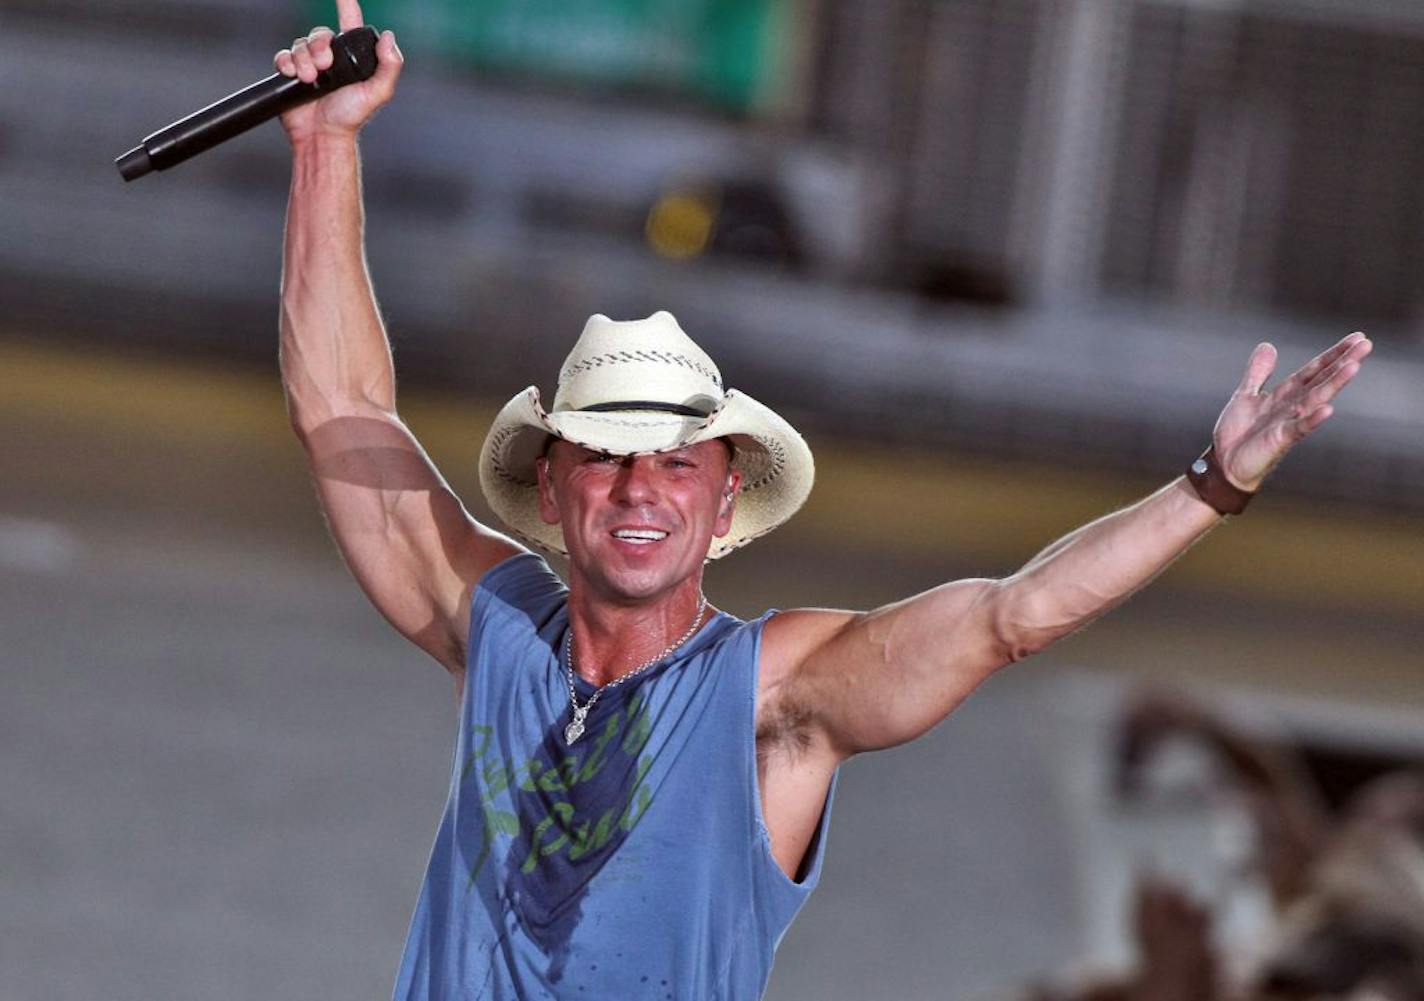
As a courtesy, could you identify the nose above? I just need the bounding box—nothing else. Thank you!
[610,454,659,506]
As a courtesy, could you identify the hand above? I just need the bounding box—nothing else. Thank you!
[1211,331,1373,492]
[274,0,403,146]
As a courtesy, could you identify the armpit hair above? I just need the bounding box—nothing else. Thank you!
[756,696,816,762]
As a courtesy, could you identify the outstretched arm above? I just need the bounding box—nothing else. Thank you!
[278,0,522,678]
[763,332,1373,759]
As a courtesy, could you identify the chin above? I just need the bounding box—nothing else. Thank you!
[599,567,684,603]
[583,544,704,602]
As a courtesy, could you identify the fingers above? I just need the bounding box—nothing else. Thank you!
[369,29,404,95]
[1305,357,1365,411]
[1304,332,1372,390]
[1276,333,1368,443]
[1237,341,1277,396]
[336,0,364,32]
[1294,330,1368,388]
[1291,403,1333,440]
[1292,335,1371,419]
[276,27,335,84]
[1257,331,1371,413]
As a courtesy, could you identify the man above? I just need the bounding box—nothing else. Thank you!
[274,3,1374,998]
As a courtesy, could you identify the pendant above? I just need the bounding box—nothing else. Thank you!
[564,706,588,745]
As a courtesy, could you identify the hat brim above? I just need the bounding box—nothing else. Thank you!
[479,387,813,560]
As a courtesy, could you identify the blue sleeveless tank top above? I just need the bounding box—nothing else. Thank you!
[392,553,835,1000]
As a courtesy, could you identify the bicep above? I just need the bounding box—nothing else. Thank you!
[773,578,1015,759]
[300,406,524,672]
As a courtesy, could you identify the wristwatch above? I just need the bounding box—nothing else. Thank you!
[1186,445,1254,516]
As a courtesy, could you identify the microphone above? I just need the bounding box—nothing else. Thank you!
[115,25,379,182]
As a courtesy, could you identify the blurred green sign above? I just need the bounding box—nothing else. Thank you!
[319,0,790,110]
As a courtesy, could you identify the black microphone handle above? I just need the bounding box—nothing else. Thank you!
[116,25,379,181]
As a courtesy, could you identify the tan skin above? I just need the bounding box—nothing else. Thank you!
[277,0,1374,880]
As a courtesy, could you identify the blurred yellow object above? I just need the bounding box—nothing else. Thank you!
[645,190,716,260]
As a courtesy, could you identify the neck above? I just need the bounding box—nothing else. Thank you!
[566,580,710,687]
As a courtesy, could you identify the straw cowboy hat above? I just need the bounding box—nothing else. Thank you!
[479,311,814,560]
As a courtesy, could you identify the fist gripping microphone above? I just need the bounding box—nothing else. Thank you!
[115,25,380,181]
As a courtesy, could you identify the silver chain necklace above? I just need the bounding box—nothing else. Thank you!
[563,595,708,745]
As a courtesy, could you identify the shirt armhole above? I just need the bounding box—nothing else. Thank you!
[465,552,567,671]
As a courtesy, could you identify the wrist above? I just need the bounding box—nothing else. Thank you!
[1185,444,1254,516]
[288,132,363,197]
[289,128,361,158]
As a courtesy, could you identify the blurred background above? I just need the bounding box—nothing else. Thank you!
[3,0,1423,998]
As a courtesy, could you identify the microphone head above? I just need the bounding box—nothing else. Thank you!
[324,25,380,89]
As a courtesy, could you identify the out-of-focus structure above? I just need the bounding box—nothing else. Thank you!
[3,0,1423,507]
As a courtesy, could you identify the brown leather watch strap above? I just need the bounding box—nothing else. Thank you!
[1186,444,1254,516]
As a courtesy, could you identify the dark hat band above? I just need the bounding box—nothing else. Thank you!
[577,400,711,418]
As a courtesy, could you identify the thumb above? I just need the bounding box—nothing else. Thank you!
[1237,341,1276,396]
[370,29,403,93]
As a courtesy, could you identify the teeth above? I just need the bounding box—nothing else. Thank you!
[613,529,668,543]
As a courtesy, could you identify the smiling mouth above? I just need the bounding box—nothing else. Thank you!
[611,529,669,545]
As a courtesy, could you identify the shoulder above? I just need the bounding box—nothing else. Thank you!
[470,551,568,631]
[758,607,859,695]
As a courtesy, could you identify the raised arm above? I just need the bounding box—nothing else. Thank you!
[277,0,522,678]
[763,332,1373,760]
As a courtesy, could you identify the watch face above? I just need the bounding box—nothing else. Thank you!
[1191,459,1210,475]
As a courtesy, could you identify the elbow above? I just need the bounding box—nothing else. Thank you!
[283,389,325,445]
[997,635,1042,667]
[282,379,376,444]
[986,577,1049,666]
[279,357,323,443]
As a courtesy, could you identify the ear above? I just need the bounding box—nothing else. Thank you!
[536,456,562,526]
[713,467,742,537]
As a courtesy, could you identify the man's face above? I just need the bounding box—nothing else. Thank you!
[536,439,740,604]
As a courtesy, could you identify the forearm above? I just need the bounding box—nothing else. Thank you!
[279,134,396,433]
[999,476,1222,657]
